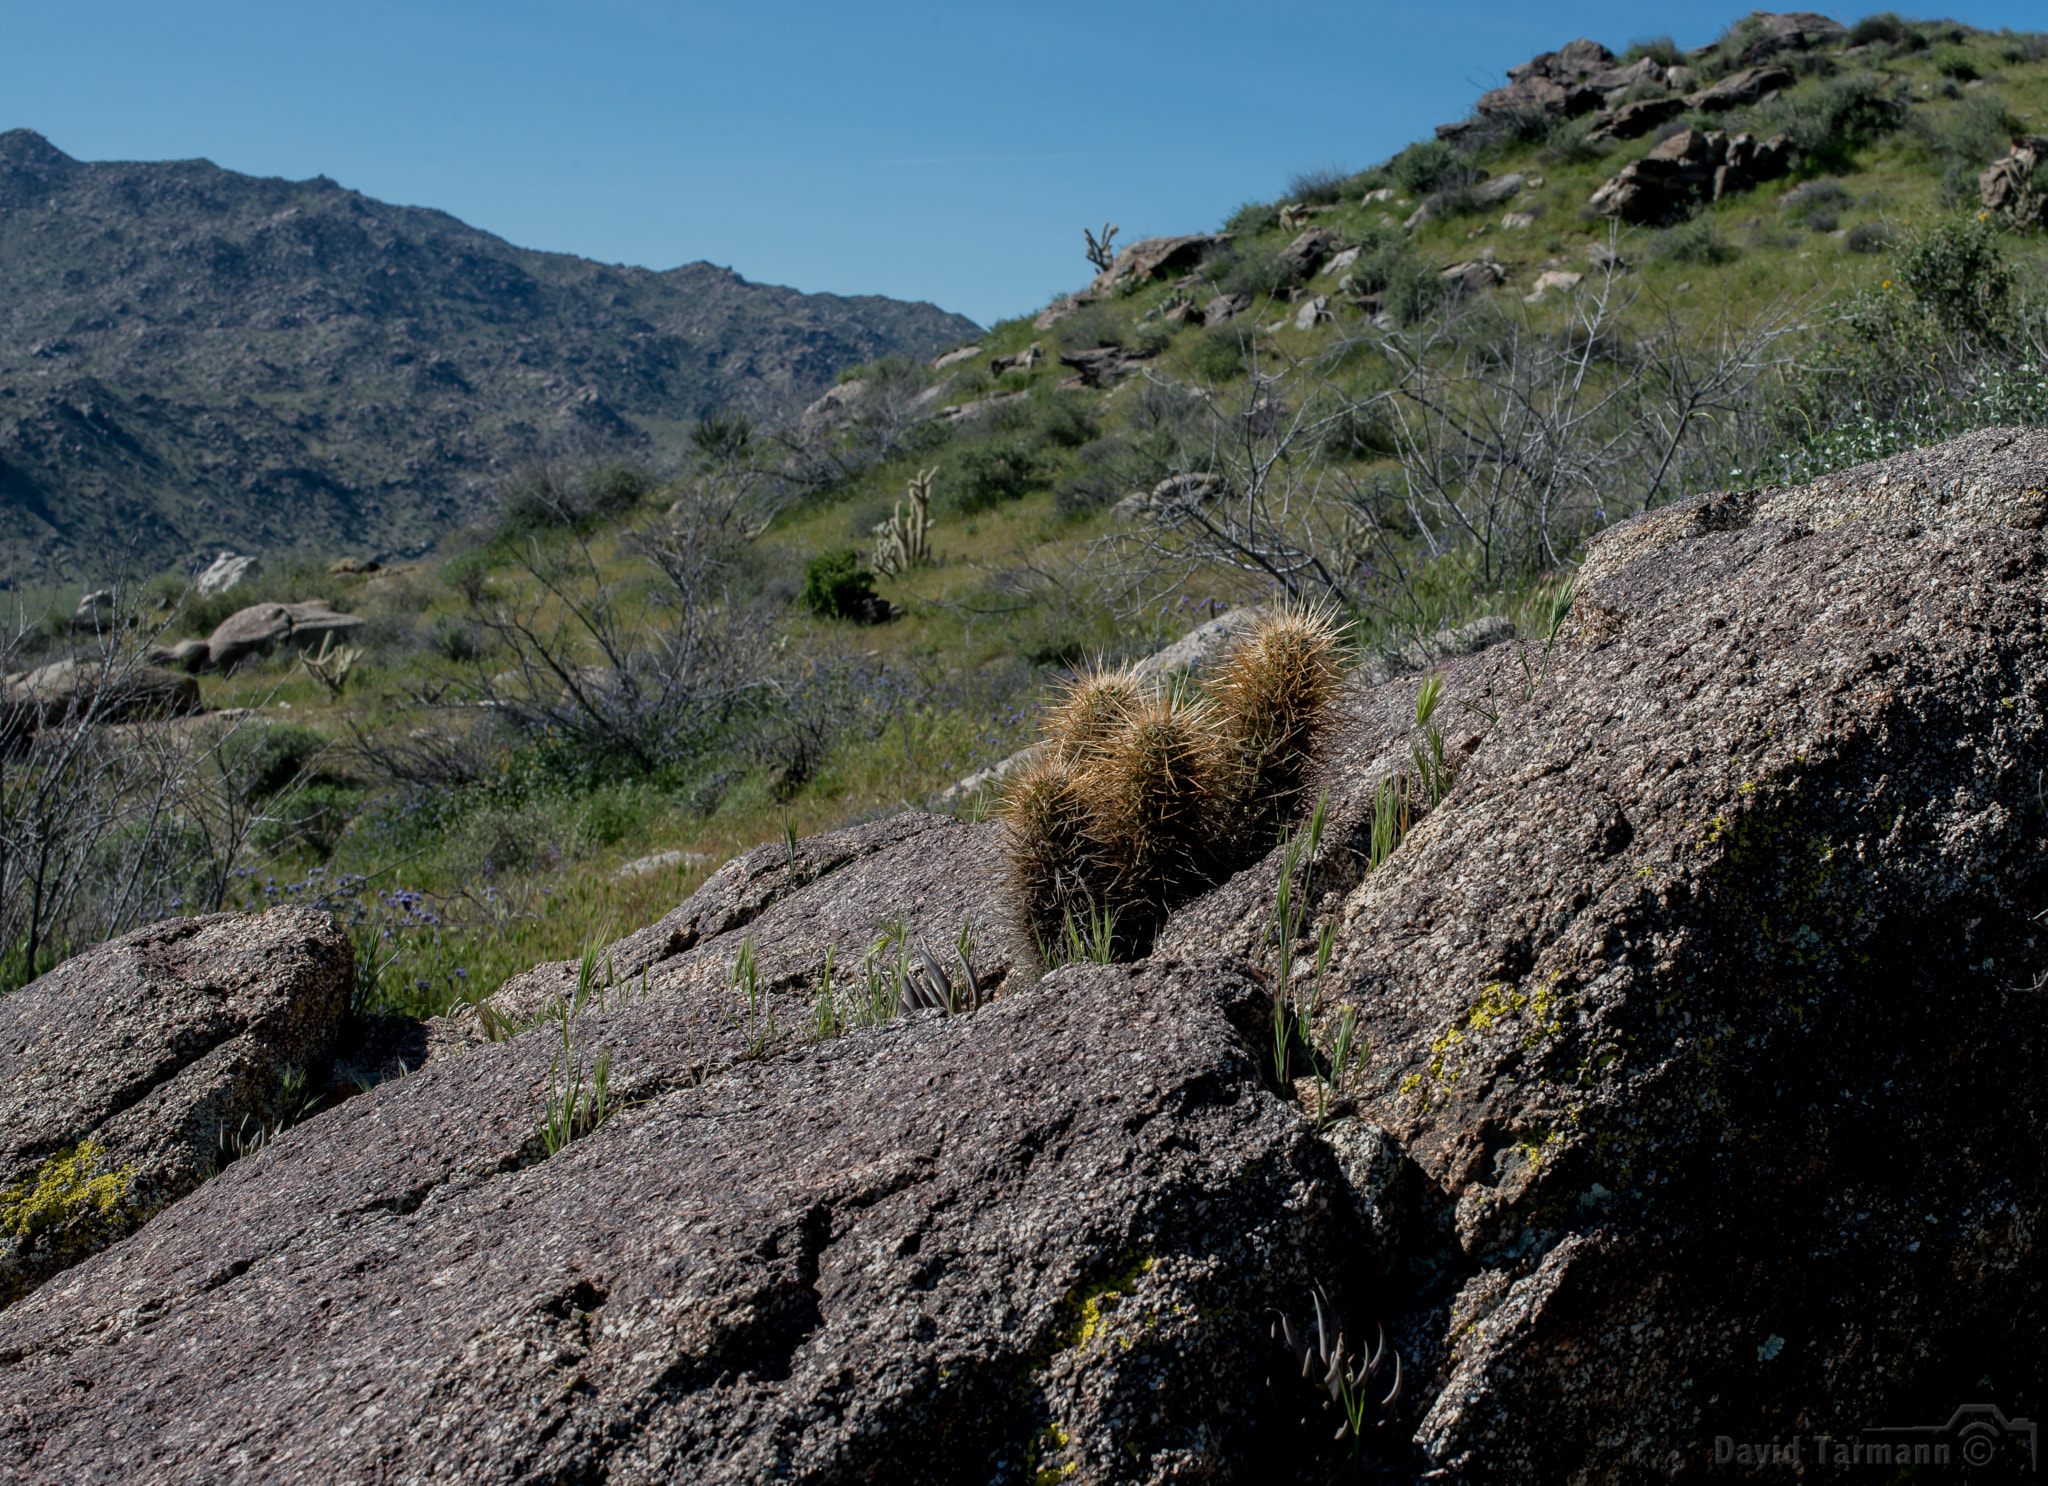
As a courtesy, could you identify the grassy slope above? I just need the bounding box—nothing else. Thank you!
[83,21,2048,1015]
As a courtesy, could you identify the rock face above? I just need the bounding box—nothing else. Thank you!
[0,908,351,1305]
[1685,63,1795,111]
[0,959,1364,1484]
[1086,233,1225,294]
[1982,135,2048,226]
[1157,427,2048,1478]
[1590,127,1791,222]
[1057,344,1156,388]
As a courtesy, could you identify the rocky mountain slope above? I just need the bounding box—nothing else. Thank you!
[0,129,978,584]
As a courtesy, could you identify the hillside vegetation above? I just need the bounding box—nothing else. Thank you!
[7,9,2048,1014]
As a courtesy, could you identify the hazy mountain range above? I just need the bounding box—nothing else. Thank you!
[0,129,979,585]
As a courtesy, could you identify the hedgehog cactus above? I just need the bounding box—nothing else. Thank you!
[1208,604,1345,853]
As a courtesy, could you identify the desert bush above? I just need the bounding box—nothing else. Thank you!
[1896,216,2015,341]
[1220,243,1298,300]
[1390,140,1460,197]
[221,723,331,802]
[1744,72,1905,165]
[495,455,652,537]
[1225,200,1281,235]
[429,613,489,663]
[1285,166,1351,206]
[801,549,880,619]
[1622,34,1684,66]
[1188,326,1252,382]
[939,441,1040,514]
[1847,12,1911,47]
[1653,218,1739,266]
[1541,116,1610,165]
[1844,222,1891,254]
[1930,43,1979,79]
[1910,92,2023,176]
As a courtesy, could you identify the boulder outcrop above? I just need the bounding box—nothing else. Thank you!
[1981,134,2048,227]
[0,959,1363,1484]
[1087,233,1225,294]
[3,657,201,731]
[1590,127,1791,222]
[0,908,351,1305]
[205,598,365,670]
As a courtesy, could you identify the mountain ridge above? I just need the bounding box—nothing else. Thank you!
[0,129,980,584]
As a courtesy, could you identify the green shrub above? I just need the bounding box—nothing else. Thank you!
[1225,200,1280,235]
[801,549,879,619]
[1896,215,2015,340]
[1745,72,1905,163]
[254,782,360,857]
[940,441,1042,514]
[1220,243,1296,299]
[1622,34,1683,66]
[1653,217,1739,265]
[1188,327,1251,381]
[1285,166,1351,205]
[221,723,332,801]
[1931,43,1979,79]
[496,461,651,536]
[1391,140,1460,196]
[1846,12,1910,47]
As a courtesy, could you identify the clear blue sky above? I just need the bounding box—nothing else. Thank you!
[4,2,2042,327]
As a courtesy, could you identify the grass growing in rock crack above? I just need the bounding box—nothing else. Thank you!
[535,1011,616,1157]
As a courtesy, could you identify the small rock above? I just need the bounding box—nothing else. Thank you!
[1293,295,1331,330]
[989,343,1043,376]
[1319,246,1362,277]
[1201,292,1252,327]
[1522,269,1585,303]
[613,849,716,880]
[196,552,261,597]
[1501,210,1540,229]
[928,344,982,371]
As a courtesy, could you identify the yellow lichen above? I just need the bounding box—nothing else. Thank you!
[0,1141,131,1243]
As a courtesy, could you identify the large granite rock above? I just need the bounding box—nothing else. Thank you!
[1158,426,2048,1478]
[1087,233,1226,294]
[0,908,351,1306]
[1590,127,1791,222]
[0,959,1367,1483]
[206,599,365,670]
[2,657,200,730]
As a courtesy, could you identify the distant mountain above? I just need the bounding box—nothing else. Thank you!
[0,129,979,585]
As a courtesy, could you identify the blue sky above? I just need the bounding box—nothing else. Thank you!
[5,2,2043,326]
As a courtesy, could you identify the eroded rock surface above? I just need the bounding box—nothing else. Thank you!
[0,908,350,1304]
[1159,436,2048,1478]
[0,960,1366,1484]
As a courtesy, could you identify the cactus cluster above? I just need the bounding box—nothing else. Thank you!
[1000,605,1344,962]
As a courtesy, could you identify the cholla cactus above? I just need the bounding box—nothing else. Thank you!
[871,467,937,578]
[301,632,362,701]
[1084,222,1121,273]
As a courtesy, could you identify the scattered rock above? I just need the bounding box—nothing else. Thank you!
[1584,240,1629,270]
[1478,39,1615,118]
[0,908,350,1306]
[195,552,261,597]
[1201,291,1253,326]
[1087,234,1226,294]
[1499,209,1540,230]
[1732,9,1847,63]
[989,343,1044,376]
[326,556,380,576]
[929,344,983,370]
[1361,186,1395,203]
[1319,247,1361,278]
[1113,471,1227,523]
[1584,95,1686,142]
[798,379,867,433]
[1056,344,1156,388]
[1589,128,1791,222]
[65,590,116,634]
[1685,64,1795,111]
[1981,135,2048,226]
[612,849,716,880]
[205,600,365,671]
[1521,268,1584,302]
[4,658,200,729]
[1292,295,1332,330]
[1276,227,1345,278]
[1439,258,1508,296]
